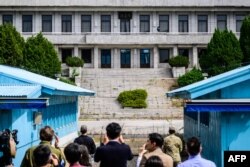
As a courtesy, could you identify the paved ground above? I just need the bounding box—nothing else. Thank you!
[79,119,183,135]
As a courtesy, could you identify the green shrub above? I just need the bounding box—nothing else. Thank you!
[169,55,189,68]
[177,68,204,87]
[117,89,147,108]
[66,56,84,67]
[59,77,76,85]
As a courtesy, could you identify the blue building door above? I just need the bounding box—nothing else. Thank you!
[120,49,131,68]
[101,49,111,68]
[140,49,150,68]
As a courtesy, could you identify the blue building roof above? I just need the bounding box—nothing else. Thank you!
[0,84,41,98]
[167,65,250,99]
[0,65,95,96]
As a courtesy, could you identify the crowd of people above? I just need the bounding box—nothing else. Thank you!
[16,123,216,167]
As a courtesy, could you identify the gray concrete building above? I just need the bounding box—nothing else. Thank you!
[0,0,249,72]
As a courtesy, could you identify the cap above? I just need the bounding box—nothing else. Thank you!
[169,126,176,131]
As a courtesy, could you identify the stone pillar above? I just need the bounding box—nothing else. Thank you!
[113,48,119,69]
[132,11,138,33]
[35,12,41,33]
[210,12,216,33]
[113,11,119,33]
[152,12,157,33]
[93,12,99,33]
[15,12,22,32]
[228,13,235,32]
[54,13,61,34]
[153,46,158,68]
[173,46,178,57]
[190,12,196,33]
[73,46,78,57]
[94,47,99,69]
[192,46,198,68]
[133,49,139,68]
[171,12,178,33]
[74,12,81,33]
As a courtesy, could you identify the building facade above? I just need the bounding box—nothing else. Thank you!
[0,0,249,73]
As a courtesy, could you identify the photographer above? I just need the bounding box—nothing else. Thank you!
[0,129,18,167]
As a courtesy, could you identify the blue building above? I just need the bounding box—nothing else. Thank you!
[0,65,95,165]
[167,65,250,167]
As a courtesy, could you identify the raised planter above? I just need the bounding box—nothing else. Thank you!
[69,67,82,78]
[172,67,186,78]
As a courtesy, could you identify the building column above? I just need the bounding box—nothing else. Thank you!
[73,46,78,57]
[153,47,158,68]
[34,12,41,33]
[54,13,61,33]
[74,12,80,33]
[15,12,22,32]
[113,12,119,33]
[94,47,99,69]
[173,46,178,57]
[133,49,139,68]
[113,48,120,69]
[192,46,198,68]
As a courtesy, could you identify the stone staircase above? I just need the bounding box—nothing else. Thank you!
[78,68,183,120]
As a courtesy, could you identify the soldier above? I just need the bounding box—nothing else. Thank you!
[163,126,183,167]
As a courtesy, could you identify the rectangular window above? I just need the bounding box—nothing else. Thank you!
[159,15,169,32]
[198,15,208,32]
[81,15,91,32]
[178,48,189,58]
[236,15,245,32]
[119,12,132,33]
[217,15,227,30]
[140,15,150,32]
[2,15,13,25]
[101,15,111,32]
[61,48,72,63]
[22,15,33,32]
[62,15,72,32]
[81,49,92,63]
[178,15,188,32]
[42,15,52,32]
[159,49,170,63]
[200,112,209,126]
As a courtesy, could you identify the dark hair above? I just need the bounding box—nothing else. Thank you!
[148,133,164,147]
[145,156,164,167]
[33,145,51,167]
[80,125,87,134]
[169,129,175,134]
[64,143,81,164]
[40,126,54,141]
[187,137,201,156]
[106,122,121,139]
[79,145,91,166]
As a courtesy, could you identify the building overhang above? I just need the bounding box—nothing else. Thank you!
[0,98,48,109]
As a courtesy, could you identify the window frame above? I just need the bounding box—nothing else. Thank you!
[159,15,169,32]
[81,49,92,63]
[197,15,208,32]
[236,15,245,32]
[81,15,92,32]
[217,14,227,31]
[101,15,111,32]
[140,15,150,32]
[61,15,72,33]
[2,14,13,25]
[159,49,170,63]
[178,15,189,32]
[22,15,33,32]
[42,15,52,32]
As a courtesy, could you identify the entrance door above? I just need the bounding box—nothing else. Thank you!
[140,49,150,68]
[101,49,111,68]
[120,49,131,68]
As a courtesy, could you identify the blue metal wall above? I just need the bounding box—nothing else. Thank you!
[9,95,78,166]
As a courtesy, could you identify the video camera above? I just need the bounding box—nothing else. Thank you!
[0,129,19,166]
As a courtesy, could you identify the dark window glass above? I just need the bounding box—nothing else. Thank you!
[120,49,131,68]
[178,48,189,58]
[140,15,150,32]
[101,49,111,68]
[22,15,33,32]
[198,48,207,59]
[236,15,245,32]
[81,49,92,63]
[81,15,91,32]
[140,49,150,68]
[185,110,198,121]
[61,49,72,63]
[198,15,208,32]
[101,15,111,32]
[159,49,170,63]
[200,112,209,126]
[62,15,72,32]
[178,15,188,32]
[217,15,227,30]
[2,15,13,25]
[159,15,169,32]
[120,19,130,32]
[42,15,52,32]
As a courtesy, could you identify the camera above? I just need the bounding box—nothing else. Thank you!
[0,129,19,166]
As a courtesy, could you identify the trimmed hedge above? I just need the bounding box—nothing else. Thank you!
[169,55,189,68]
[117,89,147,108]
[177,68,204,87]
[66,56,84,67]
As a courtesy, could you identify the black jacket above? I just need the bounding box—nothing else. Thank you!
[94,141,133,167]
[74,135,96,154]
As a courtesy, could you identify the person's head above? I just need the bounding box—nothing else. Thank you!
[186,136,201,156]
[169,126,176,134]
[79,145,91,166]
[145,133,164,152]
[80,125,87,134]
[40,126,55,142]
[106,122,122,140]
[64,143,81,165]
[33,145,51,167]
[145,156,164,167]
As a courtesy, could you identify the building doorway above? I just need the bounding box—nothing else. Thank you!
[140,49,150,68]
[120,49,131,68]
[101,49,111,68]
